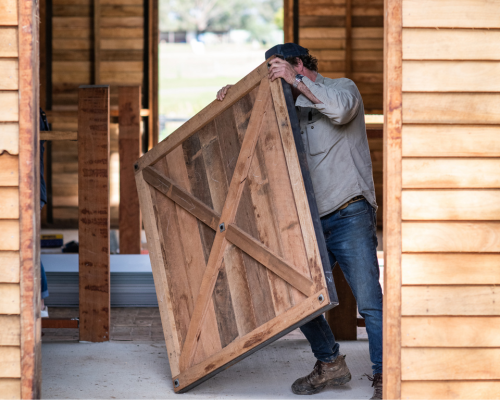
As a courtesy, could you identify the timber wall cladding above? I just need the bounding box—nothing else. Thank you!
[297,0,383,114]
[135,60,337,392]
[0,0,22,397]
[395,0,500,398]
[48,0,145,226]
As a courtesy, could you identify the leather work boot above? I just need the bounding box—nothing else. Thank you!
[368,373,383,399]
[291,355,351,395]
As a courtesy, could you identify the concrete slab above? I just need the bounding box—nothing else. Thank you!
[42,334,373,399]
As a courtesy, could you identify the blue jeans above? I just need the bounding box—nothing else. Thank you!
[300,199,383,374]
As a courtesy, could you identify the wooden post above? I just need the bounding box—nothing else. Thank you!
[326,265,357,340]
[118,86,142,254]
[78,85,110,342]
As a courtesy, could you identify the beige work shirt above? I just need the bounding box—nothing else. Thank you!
[295,73,377,217]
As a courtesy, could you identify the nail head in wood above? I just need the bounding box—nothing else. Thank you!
[318,294,324,303]
[219,223,225,232]
[174,379,180,388]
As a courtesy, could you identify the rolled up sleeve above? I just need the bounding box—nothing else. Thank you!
[295,76,361,125]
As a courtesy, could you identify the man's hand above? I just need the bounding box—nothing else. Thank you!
[268,58,297,85]
[216,85,233,101]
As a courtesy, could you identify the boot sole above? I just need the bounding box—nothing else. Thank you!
[291,373,352,395]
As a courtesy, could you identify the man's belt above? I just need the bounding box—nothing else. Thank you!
[337,195,365,211]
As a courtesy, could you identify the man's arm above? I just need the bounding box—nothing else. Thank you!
[268,58,322,104]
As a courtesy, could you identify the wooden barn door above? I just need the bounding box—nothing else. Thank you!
[135,59,337,392]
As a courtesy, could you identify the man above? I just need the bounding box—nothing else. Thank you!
[216,43,383,400]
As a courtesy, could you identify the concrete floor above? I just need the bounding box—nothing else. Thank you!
[42,333,373,399]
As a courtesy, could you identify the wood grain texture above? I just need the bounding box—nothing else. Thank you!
[135,171,181,376]
[402,348,500,380]
[0,315,20,345]
[0,124,18,155]
[0,252,20,283]
[0,60,18,90]
[0,347,21,378]
[401,381,500,400]
[402,190,500,220]
[0,283,20,314]
[403,29,500,61]
[78,86,110,342]
[403,61,500,92]
[225,224,315,296]
[402,222,500,252]
[402,93,500,124]
[118,86,141,254]
[135,61,269,171]
[0,28,18,57]
[0,221,19,251]
[402,159,500,188]
[0,154,19,186]
[402,125,500,157]
[402,0,500,28]
[39,131,78,141]
[0,188,19,219]
[0,379,20,399]
[402,253,500,285]
[383,0,402,396]
[402,317,500,347]
[0,0,18,25]
[173,290,327,392]
[402,286,500,316]
[0,92,19,122]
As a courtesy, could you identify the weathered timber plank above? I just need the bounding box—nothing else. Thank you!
[173,290,328,393]
[0,379,20,399]
[402,222,500,252]
[118,86,141,254]
[0,316,20,345]
[0,221,19,251]
[402,0,500,28]
[0,28,18,57]
[0,124,18,155]
[401,381,500,400]
[197,120,259,337]
[0,92,18,122]
[0,0,18,25]
[383,0,403,396]
[402,125,500,157]
[39,131,78,141]
[403,29,500,60]
[226,224,315,296]
[402,348,500,381]
[179,79,271,372]
[78,85,110,342]
[142,166,220,231]
[0,252,20,283]
[402,190,500,220]
[181,133,239,348]
[402,159,500,188]
[403,61,500,92]
[402,253,500,285]
[402,317,500,347]
[0,188,19,219]
[402,286,500,316]
[0,283,20,314]
[135,61,269,171]
[0,347,20,378]
[165,146,222,364]
[0,154,19,186]
[136,171,181,376]
[402,93,500,124]
[0,60,18,90]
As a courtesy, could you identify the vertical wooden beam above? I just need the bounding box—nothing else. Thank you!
[78,85,110,342]
[345,0,352,79]
[39,0,46,111]
[326,265,357,340]
[148,0,159,149]
[383,0,402,397]
[93,0,100,84]
[119,86,142,254]
[18,0,41,396]
[284,0,294,43]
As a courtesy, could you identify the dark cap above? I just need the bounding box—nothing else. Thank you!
[265,43,309,60]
